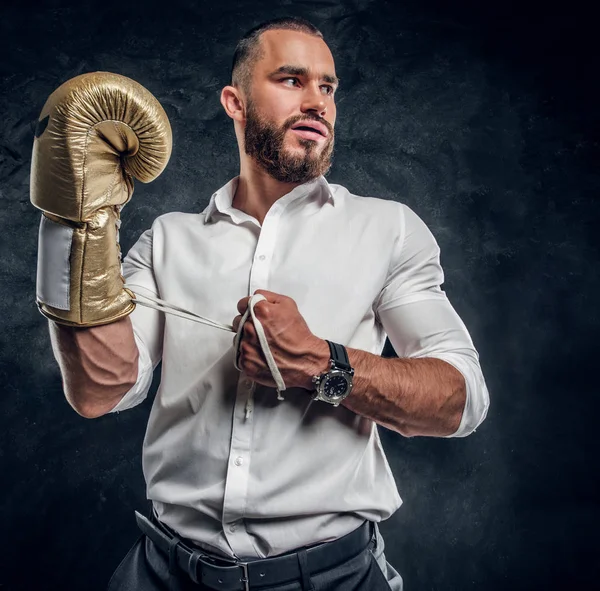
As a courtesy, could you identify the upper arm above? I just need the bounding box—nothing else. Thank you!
[109,225,165,413]
[122,226,164,368]
[373,203,445,316]
[374,204,490,437]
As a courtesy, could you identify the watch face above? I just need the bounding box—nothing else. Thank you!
[323,374,349,399]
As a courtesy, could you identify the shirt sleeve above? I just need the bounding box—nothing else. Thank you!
[373,203,490,437]
[109,225,165,413]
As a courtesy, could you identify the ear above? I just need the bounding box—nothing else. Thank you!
[220,86,246,122]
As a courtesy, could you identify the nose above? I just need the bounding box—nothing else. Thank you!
[301,84,329,118]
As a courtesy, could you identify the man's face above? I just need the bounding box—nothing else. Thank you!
[242,29,338,184]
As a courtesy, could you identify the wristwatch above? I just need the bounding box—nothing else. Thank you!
[311,340,355,406]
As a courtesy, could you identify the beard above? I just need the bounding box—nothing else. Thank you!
[243,99,335,184]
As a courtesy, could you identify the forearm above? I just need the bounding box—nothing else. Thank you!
[309,339,466,437]
[48,315,139,418]
[344,347,465,437]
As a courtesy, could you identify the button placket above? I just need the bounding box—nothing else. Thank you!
[249,205,281,293]
[222,200,288,556]
[222,375,256,555]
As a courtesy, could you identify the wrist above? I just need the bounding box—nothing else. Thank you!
[303,337,330,390]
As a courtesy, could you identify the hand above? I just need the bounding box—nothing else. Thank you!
[232,289,329,391]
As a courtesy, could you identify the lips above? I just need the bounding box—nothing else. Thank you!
[290,120,329,138]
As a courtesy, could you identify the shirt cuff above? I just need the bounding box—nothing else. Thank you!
[429,352,490,438]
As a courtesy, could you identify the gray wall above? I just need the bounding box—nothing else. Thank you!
[0,0,597,589]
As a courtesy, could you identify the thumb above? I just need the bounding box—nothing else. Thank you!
[253,289,281,303]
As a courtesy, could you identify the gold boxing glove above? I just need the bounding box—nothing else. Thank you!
[30,71,172,327]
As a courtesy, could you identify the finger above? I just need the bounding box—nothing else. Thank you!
[255,289,294,310]
[237,296,250,315]
[251,298,270,318]
[243,319,256,340]
[254,289,281,301]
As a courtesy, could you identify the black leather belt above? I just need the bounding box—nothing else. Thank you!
[135,510,374,590]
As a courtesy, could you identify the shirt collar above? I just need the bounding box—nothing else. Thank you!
[203,175,335,224]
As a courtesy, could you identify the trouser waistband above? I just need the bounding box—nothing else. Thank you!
[135,511,374,590]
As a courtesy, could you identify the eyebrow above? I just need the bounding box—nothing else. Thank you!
[269,65,340,88]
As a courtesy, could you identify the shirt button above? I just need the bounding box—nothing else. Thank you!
[229,523,237,533]
[234,456,244,466]
[258,254,266,261]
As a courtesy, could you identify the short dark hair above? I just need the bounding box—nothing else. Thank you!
[231,17,324,97]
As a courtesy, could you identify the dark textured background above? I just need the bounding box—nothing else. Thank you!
[1,0,598,589]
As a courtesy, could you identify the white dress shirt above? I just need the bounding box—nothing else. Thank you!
[108,174,490,559]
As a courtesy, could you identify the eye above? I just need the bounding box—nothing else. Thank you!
[281,78,335,95]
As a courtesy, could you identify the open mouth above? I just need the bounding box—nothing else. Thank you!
[290,126,327,141]
[290,120,329,141]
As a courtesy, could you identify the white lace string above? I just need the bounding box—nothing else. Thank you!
[232,294,286,400]
[124,284,287,409]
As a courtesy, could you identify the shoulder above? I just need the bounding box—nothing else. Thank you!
[151,210,200,225]
[148,211,203,232]
[331,182,412,211]
[327,181,411,229]
[328,182,438,250]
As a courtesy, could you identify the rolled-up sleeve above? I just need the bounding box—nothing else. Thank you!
[109,226,165,413]
[374,203,490,437]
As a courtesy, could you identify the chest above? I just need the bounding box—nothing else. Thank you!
[154,211,393,340]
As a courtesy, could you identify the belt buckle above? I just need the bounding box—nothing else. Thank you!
[239,562,250,591]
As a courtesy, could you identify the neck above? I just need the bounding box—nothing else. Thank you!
[232,159,310,226]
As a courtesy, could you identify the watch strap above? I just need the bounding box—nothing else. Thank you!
[326,340,351,371]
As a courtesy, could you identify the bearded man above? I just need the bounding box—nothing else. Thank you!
[35,15,489,591]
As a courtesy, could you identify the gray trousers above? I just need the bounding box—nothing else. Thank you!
[107,523,403,591]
